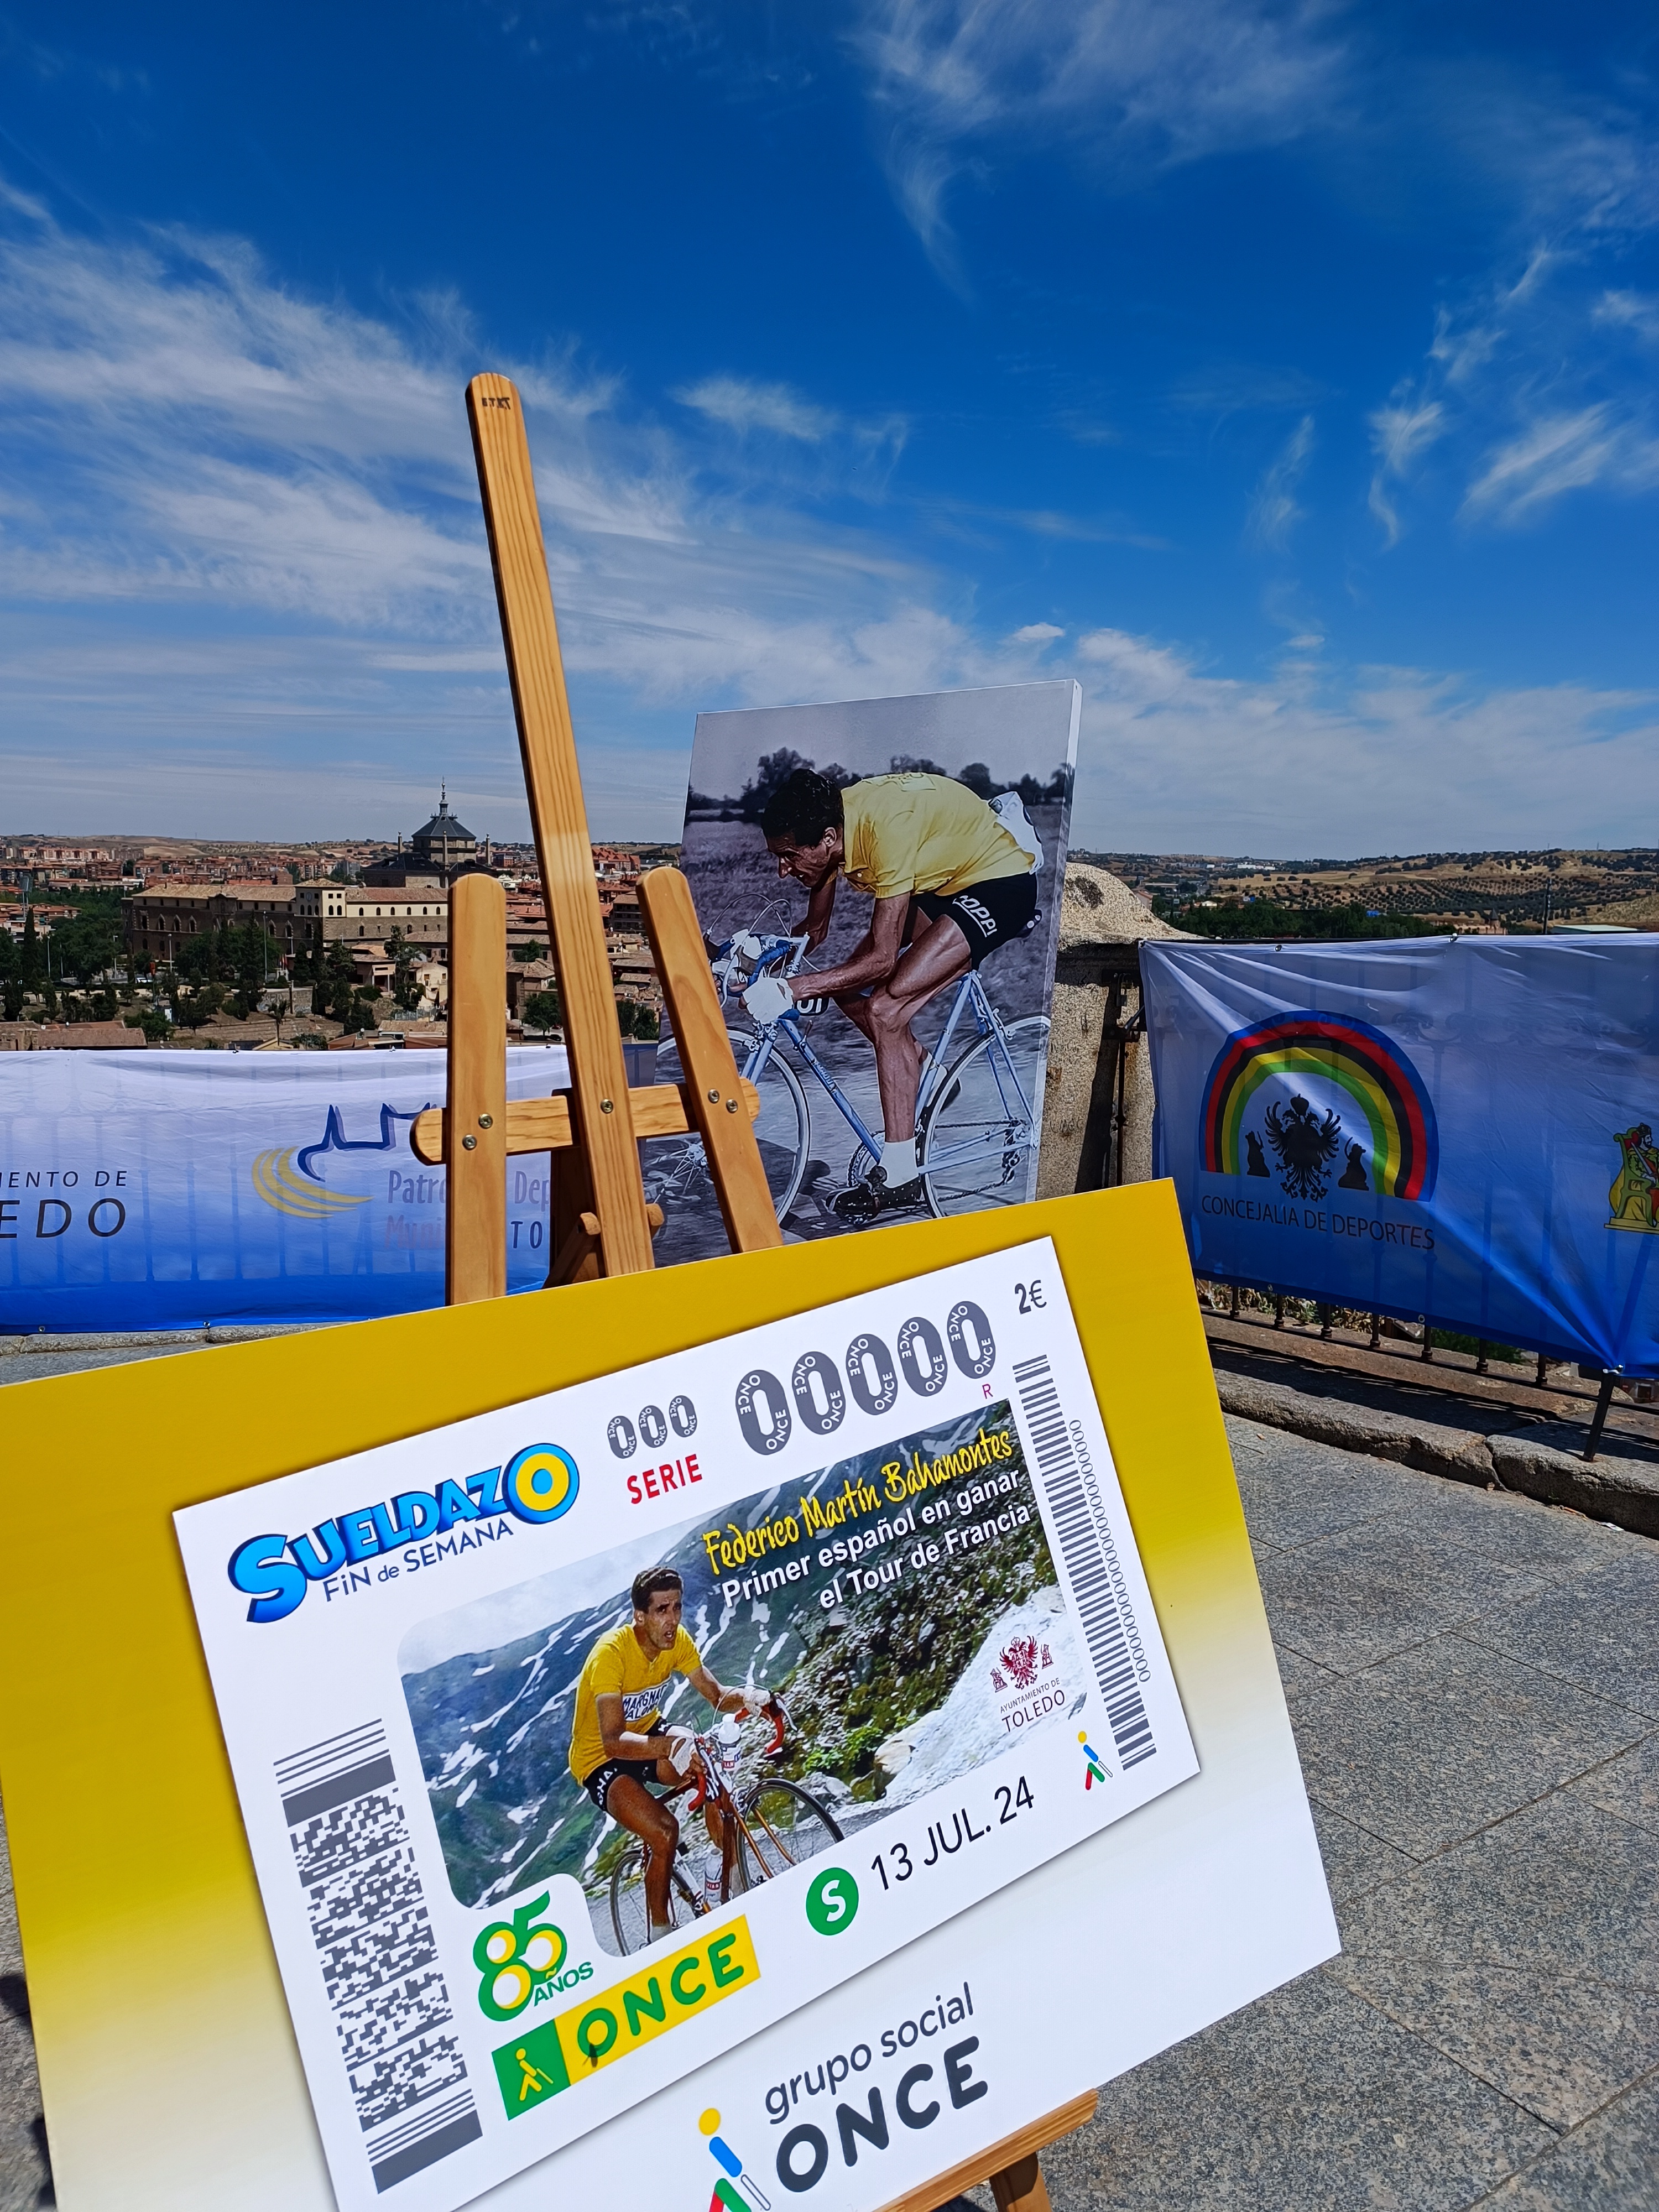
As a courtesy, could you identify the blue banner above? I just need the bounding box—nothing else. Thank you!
[0,1046,649,1333]
[1142,937,1659,1374]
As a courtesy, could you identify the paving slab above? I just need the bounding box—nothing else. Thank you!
[1466,1551,1659,1719]
[1308,1801,1420,1903]
[1469,2072,1659,2211]
[1256,1517,1548,1675]
[1331,1793,1659,2132]
[1290,1635,1648,1856]
[1229,1422,1435,1551]
[1378,1479,1619,1580]
[1269,1640,1338,1698]
[1040,1970,1552,2212]
[1567,1734,1659,1834]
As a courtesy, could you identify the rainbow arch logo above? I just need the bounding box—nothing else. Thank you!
[1201,1012,1438,1202]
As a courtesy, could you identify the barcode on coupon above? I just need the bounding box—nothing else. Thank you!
[1013,1356,1156,1771]
[275,1721,482,2194]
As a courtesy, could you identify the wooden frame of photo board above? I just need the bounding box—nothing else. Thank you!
[409,373,1094,2210]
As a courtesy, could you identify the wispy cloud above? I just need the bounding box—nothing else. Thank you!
[1462,405,1659,525]
[675,375,842,442]
[1247,414,1314,550]
[852,0,1343,276]
[1366,388,1447,545]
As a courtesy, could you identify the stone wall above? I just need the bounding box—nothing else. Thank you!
[1035,864,1193,1199]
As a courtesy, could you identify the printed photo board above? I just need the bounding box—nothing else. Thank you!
[0,1185,1336,2211]
[653,682,1080,1262]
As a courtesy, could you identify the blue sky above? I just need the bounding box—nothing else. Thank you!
[1,1,1655,853]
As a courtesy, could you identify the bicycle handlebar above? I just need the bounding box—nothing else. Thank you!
[710,931,814,1011]
[677,1699,787,1809]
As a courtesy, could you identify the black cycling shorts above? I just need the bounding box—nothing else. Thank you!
[915,870,1039,970]
[581,1756,660,1813]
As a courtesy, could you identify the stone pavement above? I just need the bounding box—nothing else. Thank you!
[4,1412,1657,2210]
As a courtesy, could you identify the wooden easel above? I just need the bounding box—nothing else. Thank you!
[410,371,782,1294]
[412,371,1092,2212]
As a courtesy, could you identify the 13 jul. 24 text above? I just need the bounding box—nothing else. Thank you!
[869,1775,1035,1892]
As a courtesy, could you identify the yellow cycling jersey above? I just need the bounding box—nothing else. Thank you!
[840,774,1031,901]
[567,1620,702,1783]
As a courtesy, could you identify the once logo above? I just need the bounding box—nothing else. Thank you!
[492,1918,759,2117]
[805,1867,859,1937]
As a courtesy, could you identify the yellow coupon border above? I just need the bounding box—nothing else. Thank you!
[0,1186,1264,2209]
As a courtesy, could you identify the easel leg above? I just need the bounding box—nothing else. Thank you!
[639,866,782,1254]
[546,1144,600,1287]
[445,875,508,1305]
[989,2151,1052,2212]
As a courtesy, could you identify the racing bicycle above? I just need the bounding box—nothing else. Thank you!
[645,927,1049,1229]
[608,1705,844,1955]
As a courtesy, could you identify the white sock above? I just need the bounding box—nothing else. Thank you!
[880,1137,917,1181]
[705,1853,723,1903]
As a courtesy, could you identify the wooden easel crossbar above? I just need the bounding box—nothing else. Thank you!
[426,369,1091,2210]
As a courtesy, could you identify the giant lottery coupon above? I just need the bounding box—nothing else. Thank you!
[175,1240,1197,2212]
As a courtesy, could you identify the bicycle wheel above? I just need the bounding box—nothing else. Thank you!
[918,1015,1050,1219]
[736,1781,844,1886]
[609,1844,702,1956]
[644,1029,811,1230]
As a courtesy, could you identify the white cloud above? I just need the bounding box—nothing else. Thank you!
[1069,629,1659,854]
[1594,289,1659,341]
[674,375,841,442]
[1246,414,1314,550]
[3,185,1653,857]
[1366,389,1447,545]
[0,192,971,834]
[853,0,1342,274]
[1462,405,1659,525]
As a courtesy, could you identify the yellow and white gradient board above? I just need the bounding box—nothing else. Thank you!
[0,1186,1336,2211]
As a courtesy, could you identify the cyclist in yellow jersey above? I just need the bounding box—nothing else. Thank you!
[570,1567,778,1940]
[747,769,1039,1217]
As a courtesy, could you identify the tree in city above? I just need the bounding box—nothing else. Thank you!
[175,983,222,1030]
[19,909,42,995]
[311,939,359,1023]
[227,923,272,1018]
[125,1006,173,1044]
[174,930,216,987]
[49,891,124,983]
[340,987,379,1036]
[632,1003,659,1041]
[524,988,562,1036]
[385,928,422,1013]
[0,928,21,1021]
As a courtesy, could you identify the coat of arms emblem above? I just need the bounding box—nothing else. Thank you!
[1608,1123,1659,1233]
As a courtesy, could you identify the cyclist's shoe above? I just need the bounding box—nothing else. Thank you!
[831,1170,926,1222]
[874,1175,926,1213]
[831,1177,882,1223]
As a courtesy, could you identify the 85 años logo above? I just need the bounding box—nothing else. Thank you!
[474,1894,591,2020]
